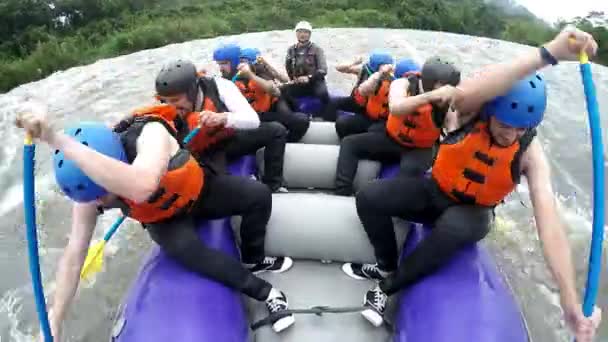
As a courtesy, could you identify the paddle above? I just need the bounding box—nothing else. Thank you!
[23,133,53,341]
[574,42,605,337]
[80,125,202,280]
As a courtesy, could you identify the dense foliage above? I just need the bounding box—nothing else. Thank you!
[0,0,605,92]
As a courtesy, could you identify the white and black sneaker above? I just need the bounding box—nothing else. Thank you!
[274,186,289,193]
[247,256,294,275]
[361,285,387,327]
[265,289,295,332]
[342,263,390,281]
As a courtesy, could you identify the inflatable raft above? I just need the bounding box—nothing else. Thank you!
[110,98,530,341]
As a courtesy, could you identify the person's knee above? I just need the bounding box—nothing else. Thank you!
[438,208,491,243]
[243,178,272,209]
[355,181,384,214]
[335,116,352,139]
[261,121,287,139]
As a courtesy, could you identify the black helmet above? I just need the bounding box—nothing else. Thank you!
[155,60,198,99]
[421,56,461,92]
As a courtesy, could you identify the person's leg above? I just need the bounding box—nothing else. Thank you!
[334,131,403,196]
[224,122,287,192]
[335,114,374,139]
[343,177,438,280]
[263,99,310,142]
[361,204,492,327]
[147,216,272,299]
[312,78,330,114]
[166,173,294,331]
[398,147,434,178]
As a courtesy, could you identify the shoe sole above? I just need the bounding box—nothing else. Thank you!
[253,257,294,275]
[273,314,295,332]
[341,263,368,280]
[361,309,384,327]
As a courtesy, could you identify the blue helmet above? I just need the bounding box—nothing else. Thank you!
[213,43,241,71]
[367,49,394,73]
[394,58,420,78]
[53,122,128,203]
[240,47,261,64]
[483,73,547,129]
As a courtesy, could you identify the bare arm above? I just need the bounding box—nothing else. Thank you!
[453,51,547,115]
[524,139,579,311]
[48,122,173,203]
[48,203,98,328]
[260,59,290,83]
[358,72,383,97]
[336,64,361,74]
[250,72,280,97]
[453,28,598,115]
[388,78,423,115]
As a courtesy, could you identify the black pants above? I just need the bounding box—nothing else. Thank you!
[355,177,492,296]
[335,130,433,196]
[146,173,273,301]
[335,113,386,140]
[205,122,287,191]
[321,95,364,122]
[260,98,310,142]
[282,79,330,115]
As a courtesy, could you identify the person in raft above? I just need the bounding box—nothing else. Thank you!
[204,44,289,192]
[236,46,311,142]
[17,105,295,341]
[334,57,457,196]
[342,27,602,341]
[282,20,331,116]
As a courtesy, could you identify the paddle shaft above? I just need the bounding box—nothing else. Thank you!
[578,56,605,317]
[24,139,53,341]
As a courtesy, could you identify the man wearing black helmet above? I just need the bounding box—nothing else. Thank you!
[157,54,288,193]
[282,21,331,116]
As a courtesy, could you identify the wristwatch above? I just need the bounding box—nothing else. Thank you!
[539,46,558,65]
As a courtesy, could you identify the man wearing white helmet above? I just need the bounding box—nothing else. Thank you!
[283,20,330,115]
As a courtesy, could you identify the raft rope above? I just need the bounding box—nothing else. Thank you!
[251,305,371,331]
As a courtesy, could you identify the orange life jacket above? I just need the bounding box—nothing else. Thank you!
[386,73,445,148]
[352,78,391,120]
[431,120,536,207]
[180,77,233,154]
[234,77,277,113]
[113,105,205,224]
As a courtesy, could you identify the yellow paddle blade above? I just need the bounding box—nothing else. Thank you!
[80,241,106,280]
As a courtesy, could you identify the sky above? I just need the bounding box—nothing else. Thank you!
[515,0,608,24]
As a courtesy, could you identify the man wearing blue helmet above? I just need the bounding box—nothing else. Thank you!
[336,49,395,139]
[235,47,311,142]
[16,105,296,339]
[201,46,289,192]
[343,27,601,341]
[282,21,330,116]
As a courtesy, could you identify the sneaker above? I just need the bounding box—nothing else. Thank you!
[247,256,294,274]
[342,263,389,281]
[265,290,295,332]
[274,186,289,193]
[361,285,387,327]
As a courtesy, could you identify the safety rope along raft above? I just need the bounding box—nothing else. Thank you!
[23,134,53,342]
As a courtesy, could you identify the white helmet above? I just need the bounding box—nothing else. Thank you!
[294,21,312,33]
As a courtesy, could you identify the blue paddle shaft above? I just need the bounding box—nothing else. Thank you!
[24,144,53,341]
[579,62,606,317]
